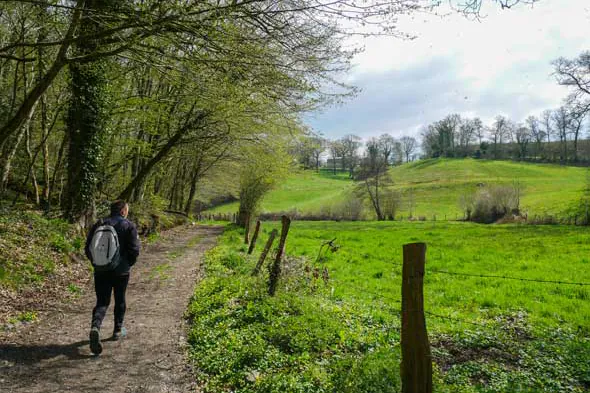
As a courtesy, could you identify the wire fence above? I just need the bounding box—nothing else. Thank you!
[314,254,589,332]
[196,210,590,227]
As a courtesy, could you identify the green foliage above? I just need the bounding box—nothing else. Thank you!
[187,227,404,393]
[188,222,589,392]
[66,283,82,295]
[0,208,81,288]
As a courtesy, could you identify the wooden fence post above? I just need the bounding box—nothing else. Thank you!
[268,215,291,296]
[248,220,261,255]
[244,215,251,244]
[253,229,278,276]
[401,242,432,393]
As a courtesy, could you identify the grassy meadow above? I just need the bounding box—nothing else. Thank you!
[209,169,354,214]
[187,221,590,393]
[208,159,588,219]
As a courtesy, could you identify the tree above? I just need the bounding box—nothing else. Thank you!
[490,115,509,159]
[473,117,485,146]
[328,140,344,175]
[514,125,531,160]
[553,52,590,107]
[236,146,291,228]
[378,134,399,166]
[553,106,571,162]
[355,137,394,220]
[63,0,115,228]
[526,115,545,159]
[340,134,362,178]
[420,114,461,158]
[294,134,326,170]
[400,136,418,163]
[457,118,477,156]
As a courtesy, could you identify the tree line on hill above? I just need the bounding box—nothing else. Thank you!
[421,51,590,163]
[292,133,419,175]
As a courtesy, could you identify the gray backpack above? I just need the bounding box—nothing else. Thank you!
[89,220,121,271]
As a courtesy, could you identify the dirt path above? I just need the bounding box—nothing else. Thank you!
[0,224,223,393]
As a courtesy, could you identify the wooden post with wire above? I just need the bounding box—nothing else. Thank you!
[252,228,278,276]
[401,242,432,393]
[248,220,261,254]
[268,215,291,296]
[244,214,251,244]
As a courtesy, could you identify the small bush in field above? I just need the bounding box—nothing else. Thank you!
[470,185,522,224]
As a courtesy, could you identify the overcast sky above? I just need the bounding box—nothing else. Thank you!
[306,0,590,141]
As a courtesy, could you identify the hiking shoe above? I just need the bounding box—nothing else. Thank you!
[89,327,102,355]
[113,327,127,341]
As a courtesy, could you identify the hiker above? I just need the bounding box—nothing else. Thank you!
[85,200,140,355]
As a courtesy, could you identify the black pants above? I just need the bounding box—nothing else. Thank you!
[91,271,130,332]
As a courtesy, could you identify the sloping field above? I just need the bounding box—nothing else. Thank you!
[208,169,354,215]
[209,159,587,219]
[390,159,587,218]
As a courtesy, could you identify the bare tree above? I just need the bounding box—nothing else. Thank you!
[514,125,531,160]
[340,134,361,178]
[490,115,509,159]
[400,136,418,163]
[553,52,590,104]
[457,118,477,156]
[473,117,485,146]
[526,115,545,159]
[553,106,571,162]
[329,140,344,175]
[378,134,398,165]
[355,137,393,220]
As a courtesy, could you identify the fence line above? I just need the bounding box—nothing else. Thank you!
[361,260,590,287]
[428,269,590,286]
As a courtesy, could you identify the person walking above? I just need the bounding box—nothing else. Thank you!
[85,200,140,355]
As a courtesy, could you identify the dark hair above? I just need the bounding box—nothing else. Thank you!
[110,200,128,216]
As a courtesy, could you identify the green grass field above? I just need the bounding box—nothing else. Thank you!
[187,221,590,393]
[208,159,588,219]
[209,169,354,214]
[390,159,587,218]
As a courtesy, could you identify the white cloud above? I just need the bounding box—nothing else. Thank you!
[308,0,590,140]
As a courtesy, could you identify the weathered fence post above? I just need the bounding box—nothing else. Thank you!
[401,242,432,393]
[248,220,261,255]
[253,228,278,275]
[268,215,291,296]
[244,215,251,244]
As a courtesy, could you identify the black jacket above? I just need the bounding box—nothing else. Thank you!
[85,215,141,275]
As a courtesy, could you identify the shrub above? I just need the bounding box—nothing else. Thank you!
[333,193,366,221]
[381,189,402,220]
[470,185,522,224]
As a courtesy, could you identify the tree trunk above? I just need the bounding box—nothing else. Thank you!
[184,160,202,216]
[0,127,26,196]
[25,126,40,205]
[118,111,207,201]
[48,132,67,202]
[63,0,111,228]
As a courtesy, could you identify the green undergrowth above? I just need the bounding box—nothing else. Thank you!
[0,202,187,290]
[0,207,82,288]
[187,223,589,392]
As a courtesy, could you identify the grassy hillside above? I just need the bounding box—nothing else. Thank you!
[209,159,588,219]
[209,169,354,215]
[391,159,587,218]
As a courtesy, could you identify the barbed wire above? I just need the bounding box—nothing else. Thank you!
[427,269,590,286]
